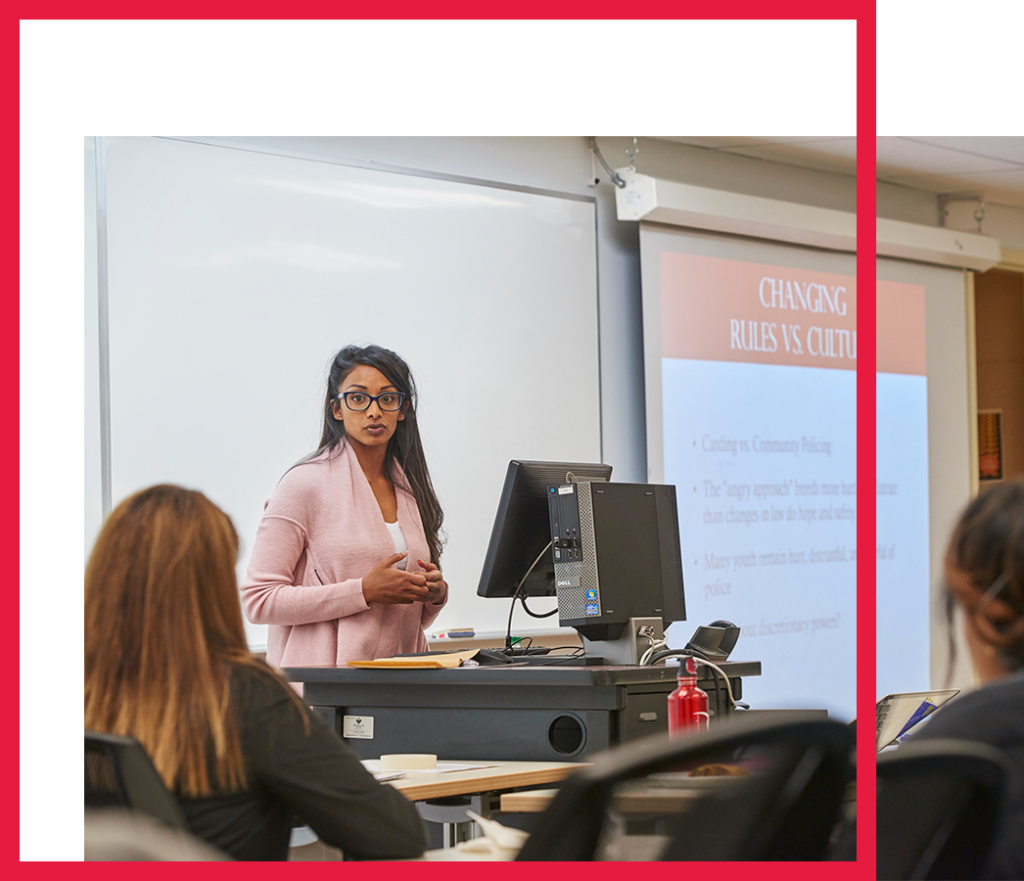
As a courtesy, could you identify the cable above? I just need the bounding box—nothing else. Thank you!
[516,541,552,594]
[520,596,558,619]
[501,639,529,658]
[505,541,554,648]
[588,137,627,188]
[639,638,667,666]
[692,657,742,710]
[534,648,585,666]
[645,649,746,711]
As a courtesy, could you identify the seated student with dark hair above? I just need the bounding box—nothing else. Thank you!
[916,477,1024,879]
[84,484,427,861]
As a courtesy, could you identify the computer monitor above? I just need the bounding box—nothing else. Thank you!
[477,460,612,600]
[479,461,687,665]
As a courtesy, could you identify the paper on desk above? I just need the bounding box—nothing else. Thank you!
[347,649,478,669]
[370,771,408,782]
[362,759,500,774]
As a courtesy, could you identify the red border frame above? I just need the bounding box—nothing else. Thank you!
[854,6,877,877]
[46,1,872,872]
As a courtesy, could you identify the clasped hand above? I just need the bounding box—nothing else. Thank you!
[362,553,446,605]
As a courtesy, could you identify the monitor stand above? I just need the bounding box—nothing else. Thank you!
[579,617,665,666]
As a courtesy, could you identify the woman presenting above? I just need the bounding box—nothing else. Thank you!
[242,344,447,667]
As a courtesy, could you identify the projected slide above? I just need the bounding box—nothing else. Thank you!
[876,280,930,695]
[655,251,929,720]
[657,252,932,718]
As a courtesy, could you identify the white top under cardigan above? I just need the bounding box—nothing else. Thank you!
[384,520,408,569]
[240,440,446,668]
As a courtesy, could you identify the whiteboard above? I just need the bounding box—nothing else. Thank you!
[101,137,601,645]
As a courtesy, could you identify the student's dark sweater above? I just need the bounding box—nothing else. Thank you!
[916,669,1024,879]
[177,664,426,861]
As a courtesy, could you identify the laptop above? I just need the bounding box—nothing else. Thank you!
[875,690,960,750]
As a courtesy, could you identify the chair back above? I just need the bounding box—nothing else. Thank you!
[516,713,855,861]
[86,809,229,861]
[876,738,1009,880]
[85,730,188,830]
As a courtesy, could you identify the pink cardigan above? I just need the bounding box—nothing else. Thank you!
[241,440,446,668]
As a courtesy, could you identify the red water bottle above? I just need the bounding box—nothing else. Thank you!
[667,657,710,736]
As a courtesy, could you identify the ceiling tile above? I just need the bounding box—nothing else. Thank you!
[877,137,1020,176]
[724,140,857,175]
[652,135,1024,210]
[764,137,855,144]
[905,137,1024,166]
[881,169,1024,208]
[651,134,851,147]
[654,136,769,148]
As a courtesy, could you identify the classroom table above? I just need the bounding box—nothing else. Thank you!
[388,759,584,802]
[386,758,586,848]
[499,788,561,812]
[400,764,740,858]
[499,775,740,812]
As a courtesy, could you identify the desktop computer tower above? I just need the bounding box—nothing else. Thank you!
[547,481,686,653]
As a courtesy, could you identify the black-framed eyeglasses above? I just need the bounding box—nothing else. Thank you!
[337,391,407,412]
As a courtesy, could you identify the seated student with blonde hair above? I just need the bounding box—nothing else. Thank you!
[84,484,426,861]
[916,477,1024,879]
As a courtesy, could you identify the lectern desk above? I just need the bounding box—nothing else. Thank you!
[283,661,761,762]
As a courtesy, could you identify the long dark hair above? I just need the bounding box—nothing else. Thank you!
[312,344,445,567]
[944,478,1024,676]
[85,485,305,796]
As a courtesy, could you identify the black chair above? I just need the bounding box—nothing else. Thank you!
[876,738,1009,880]
[516,713,855,861]
[85,729,188,830]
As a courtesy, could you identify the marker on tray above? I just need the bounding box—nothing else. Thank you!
[432,628,476,639]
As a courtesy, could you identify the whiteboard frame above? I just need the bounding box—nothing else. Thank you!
[87,136,604,648]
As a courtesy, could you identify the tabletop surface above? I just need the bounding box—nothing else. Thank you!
[387,759,586,802]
